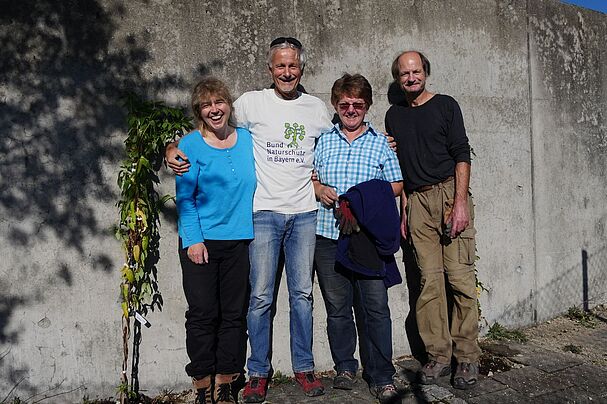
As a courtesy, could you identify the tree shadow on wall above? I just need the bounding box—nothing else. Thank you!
[0,0,221,397]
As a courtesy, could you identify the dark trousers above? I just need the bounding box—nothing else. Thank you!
[179,239,250,378]
[314,236,395,387]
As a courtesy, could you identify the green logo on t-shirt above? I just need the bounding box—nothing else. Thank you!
[284,122,306,148]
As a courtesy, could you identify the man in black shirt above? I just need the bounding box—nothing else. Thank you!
[385,51,481,390]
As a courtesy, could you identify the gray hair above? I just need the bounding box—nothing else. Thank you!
[267,42,306,72]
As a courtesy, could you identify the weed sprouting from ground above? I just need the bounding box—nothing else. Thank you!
[486,322,528,343]
[271,371,292,386]
[563,344,583,354]
[566,306,597,328]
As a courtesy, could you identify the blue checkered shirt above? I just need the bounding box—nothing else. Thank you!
[314,123,403,240]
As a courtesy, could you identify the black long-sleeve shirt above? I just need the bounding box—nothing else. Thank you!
[385,94,471,194]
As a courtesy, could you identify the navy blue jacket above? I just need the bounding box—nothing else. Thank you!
[336,179,402,287]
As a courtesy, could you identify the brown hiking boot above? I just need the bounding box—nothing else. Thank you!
[419,360,451,384]
[214,373,240,403]
[192,375,212,404]
[453,362,479,390]
[333,370,356,390]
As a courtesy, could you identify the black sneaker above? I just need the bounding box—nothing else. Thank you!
[370,383,399,404]
[453,362,479,390]
[419,360,451,384]
[333,370,356,390]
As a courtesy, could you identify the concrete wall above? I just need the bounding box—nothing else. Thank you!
[1,0,605,400]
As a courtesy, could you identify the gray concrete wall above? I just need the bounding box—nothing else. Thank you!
[528,1,607,322]
[1,0,605,400]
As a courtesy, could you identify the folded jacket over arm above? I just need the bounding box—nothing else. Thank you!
[336,179,402,287]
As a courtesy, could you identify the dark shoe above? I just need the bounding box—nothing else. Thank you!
[294,371,325,397]
[333,370,356,390]
[242,376,269,403]
[370,383,399,404]
[419,360,451,384]
[453,362,479,390]
[214,373,240,403]
[192,375,213,404]
[231,373,246,401]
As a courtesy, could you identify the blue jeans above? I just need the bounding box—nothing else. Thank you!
[246,210,317,377]
[314,236,395,387]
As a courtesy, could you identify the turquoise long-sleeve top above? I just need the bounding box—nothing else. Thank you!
[176,128,256,248]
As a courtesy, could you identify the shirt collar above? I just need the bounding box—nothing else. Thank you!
[330,121,380,138]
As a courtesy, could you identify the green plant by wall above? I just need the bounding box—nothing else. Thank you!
[566,306,597,329]
[475,253,487,323]
[469,147,487,325]
[486,322,528,343]
[271,370,292,386]
[116,93,192,403]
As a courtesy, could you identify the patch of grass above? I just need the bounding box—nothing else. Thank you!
[486,322,528,343]
[81,397,115,404]
[563,344,583,354]
[81,399,116,404]
[566,306,597,328]
[271,370,292,386]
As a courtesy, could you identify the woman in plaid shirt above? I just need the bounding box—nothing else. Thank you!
[312,73,403,404]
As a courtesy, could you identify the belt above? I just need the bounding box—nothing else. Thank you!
[414,176,454,193]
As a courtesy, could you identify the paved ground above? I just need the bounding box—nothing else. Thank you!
[254,323,607,403]
[138,308,606,404]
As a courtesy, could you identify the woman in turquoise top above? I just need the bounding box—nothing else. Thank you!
[176,77,256,404]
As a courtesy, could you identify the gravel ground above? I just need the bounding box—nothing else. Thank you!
[521,304,607,367]
[83,304,607,403]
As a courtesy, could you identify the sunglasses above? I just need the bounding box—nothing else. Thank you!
[337,102,366,112]
[270,37,302,49]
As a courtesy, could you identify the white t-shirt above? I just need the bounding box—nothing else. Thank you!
[234,89,333,213]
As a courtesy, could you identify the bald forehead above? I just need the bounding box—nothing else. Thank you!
[398,52,423,69]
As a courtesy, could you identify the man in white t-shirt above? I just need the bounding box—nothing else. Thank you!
[166,37,333,402]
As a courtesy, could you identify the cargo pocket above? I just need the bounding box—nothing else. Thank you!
[458,227,476,265]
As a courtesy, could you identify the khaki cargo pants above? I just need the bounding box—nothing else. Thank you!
[407,178,481,364]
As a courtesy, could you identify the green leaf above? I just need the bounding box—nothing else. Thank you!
[159,194,175,206]
[122,283,129,299]
[140,282,151,297]
[121,265,135,283]
[133,245,141,263]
